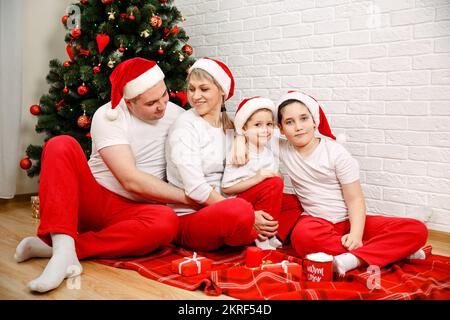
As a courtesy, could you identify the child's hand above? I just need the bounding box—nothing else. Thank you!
[341,233,363,251]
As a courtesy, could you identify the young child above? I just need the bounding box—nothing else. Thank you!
[222,97,284,250]
[276,91,428,275]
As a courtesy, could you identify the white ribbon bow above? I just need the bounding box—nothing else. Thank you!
[178,252,205,275]
[261,260,291,274]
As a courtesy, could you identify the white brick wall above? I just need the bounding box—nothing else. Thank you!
[176,0,450,233]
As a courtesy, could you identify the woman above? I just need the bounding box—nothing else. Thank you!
[166,58,284,251]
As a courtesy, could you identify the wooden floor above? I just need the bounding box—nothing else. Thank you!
[1,196,449,300]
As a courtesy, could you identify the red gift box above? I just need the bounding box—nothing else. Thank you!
[261,260,302,279]
[171,252,212,277]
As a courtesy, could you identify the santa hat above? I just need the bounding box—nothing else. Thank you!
[107,57,165,120]
[234,96,276,135]
[189,57,234,100]
[276,91,337,141]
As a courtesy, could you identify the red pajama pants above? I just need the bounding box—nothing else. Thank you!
[176,177,303,252]
[236,177,303,242]
[290,214,428,267]
[37,135,179,259]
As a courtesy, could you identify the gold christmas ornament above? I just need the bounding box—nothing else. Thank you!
[31,196,40,219]
[107,59,116,68]
[140,29,150,38]
[108,10,115,20]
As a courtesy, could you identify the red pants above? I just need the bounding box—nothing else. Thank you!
[176,198,256,251]
[237,177,303,242]
[37,135,179,259]
[290,215,428,267]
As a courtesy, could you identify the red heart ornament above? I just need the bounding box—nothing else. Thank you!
[96,34,110,54]
[66,45,74,61]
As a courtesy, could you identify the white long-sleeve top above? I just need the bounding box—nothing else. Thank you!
[166,109,226,215]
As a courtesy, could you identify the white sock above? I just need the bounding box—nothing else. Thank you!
[27,233,82,293]
[333,253,359,276]
[268,236,282,249]
[14,236,53,262]
[255,239,276,250]
[407,249,426,260]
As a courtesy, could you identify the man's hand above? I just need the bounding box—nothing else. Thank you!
[254,210,278,238]
[341,233,363,251]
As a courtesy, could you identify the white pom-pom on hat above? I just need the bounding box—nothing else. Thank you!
[106,108,119,121]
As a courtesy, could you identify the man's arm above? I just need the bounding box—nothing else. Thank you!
[99,144,195,206]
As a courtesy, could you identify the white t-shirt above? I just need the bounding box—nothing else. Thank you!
[166,109,226,215]
[222,145,279,190]
[280,138,360,224]
[88,100,184,202]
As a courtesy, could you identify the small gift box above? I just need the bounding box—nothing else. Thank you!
[261,260,302,278]
[31,196,40,219]
[171,252,212,277]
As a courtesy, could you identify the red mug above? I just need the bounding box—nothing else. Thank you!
[303,252,334,282]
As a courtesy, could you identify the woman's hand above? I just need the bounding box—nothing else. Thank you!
[256,170,278,183]
[341,233,363,251]
[254,210,279,238]
[230,135,248,166]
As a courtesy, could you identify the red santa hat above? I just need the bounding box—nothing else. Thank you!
[189,57,234,100]
[107,57,165,120]
[234,96,276,135]
[276,91,337,140]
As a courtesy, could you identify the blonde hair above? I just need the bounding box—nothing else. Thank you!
[187,68,234,133]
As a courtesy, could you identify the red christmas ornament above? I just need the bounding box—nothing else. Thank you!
[119,13,128,20]
[128,15,135,21]
[175,91,189,107]
[96,34,110,54]
[61,15,69,25]
[30,105,41,115]
[55,99,65,110]
[80,0,89,4]
[71,28,82,38]
[182,44,193,56]
[86,132,92,138]
[20,157,32,170]
[77,84,89,95]
[160,0,168,4]
[63,60,71,67]
[118,47,125,52]
[158,47,164,55]
[77,115,91,129]
[101,0,113,4]
[63,86,69,94]
[78,48,90,57]
[66,45,74,61]
[93,65,101,74]
[150,15,162,28]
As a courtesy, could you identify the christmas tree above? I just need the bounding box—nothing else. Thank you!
[21,0,194,177]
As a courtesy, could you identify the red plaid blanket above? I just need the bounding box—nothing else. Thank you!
[94,245,450,300]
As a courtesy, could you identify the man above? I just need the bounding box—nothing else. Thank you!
[14,58,190,293]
